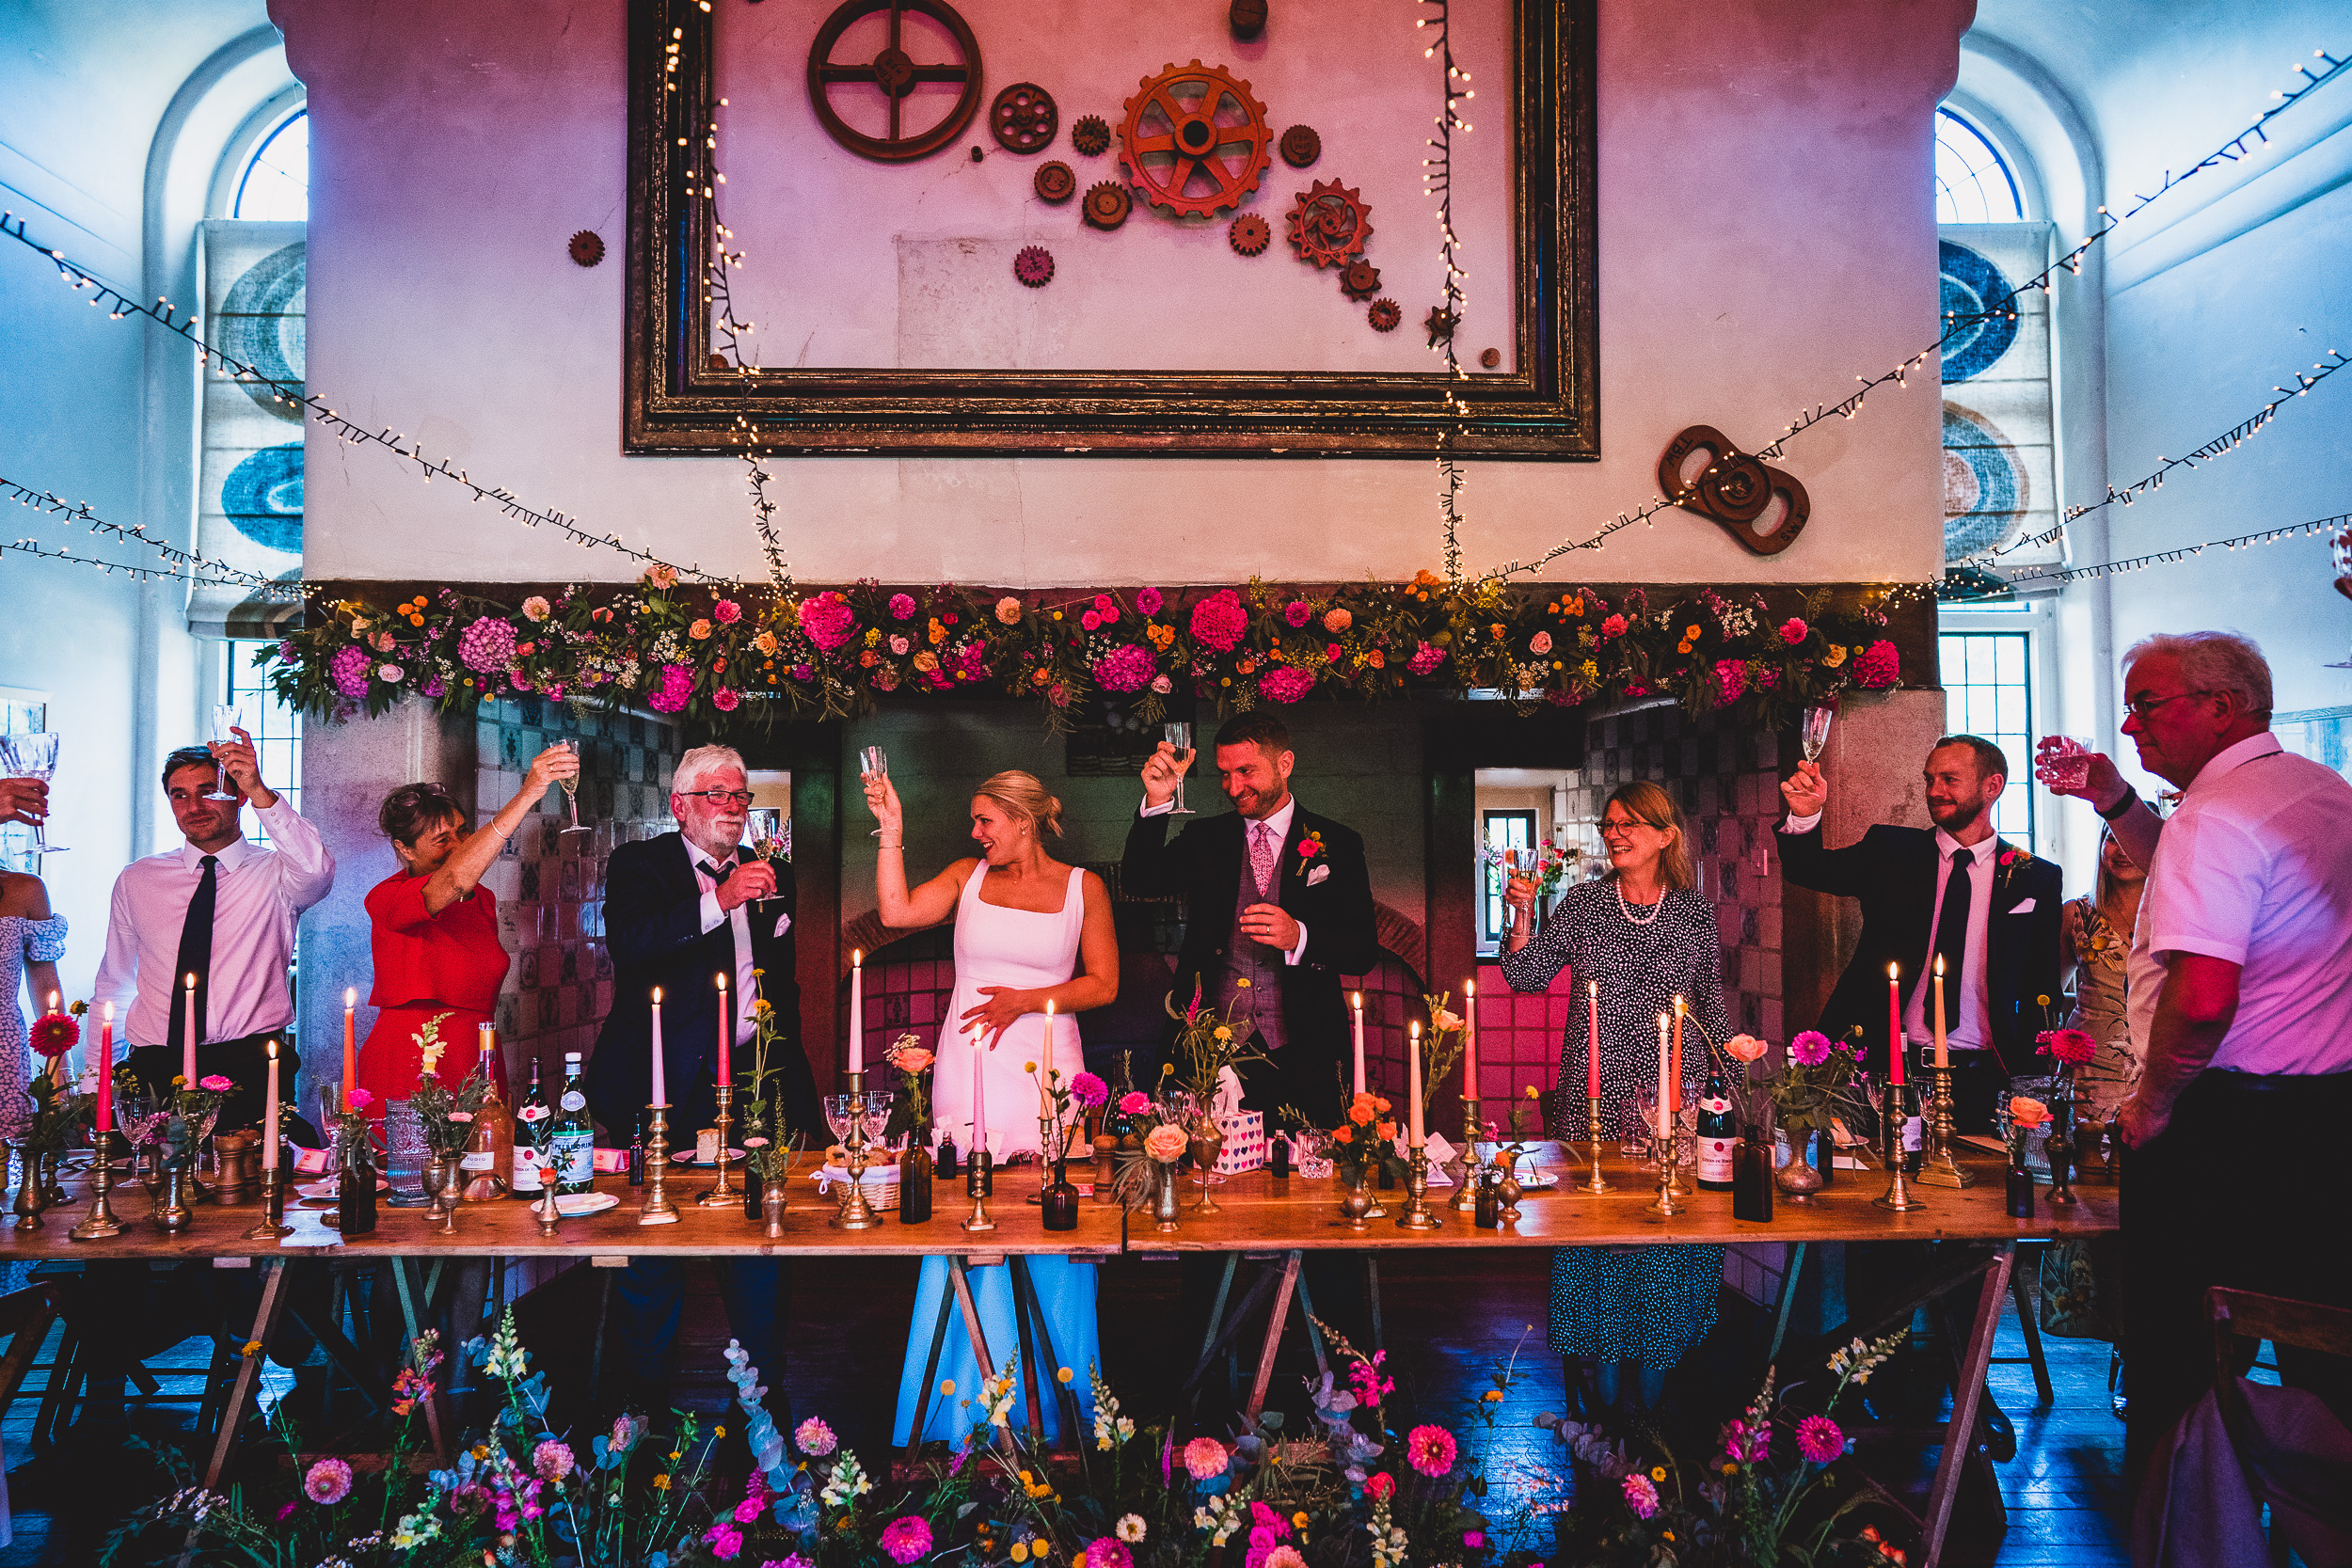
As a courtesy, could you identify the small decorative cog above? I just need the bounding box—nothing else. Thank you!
[1368,298,1402,332]
[1120,60,1273,220]
[1013,245,1056,287]
[992,83,1059,152]
[1071,115,1112,156]
[1229,213,1271,256]
[1284,179,1372,269]
[1423,305,1460,348]
[1082,181,1134,230]
[568,230,605,267]
[1340,259,1381,301]
[1035,161,1077,203]
[1279,124,1321,167]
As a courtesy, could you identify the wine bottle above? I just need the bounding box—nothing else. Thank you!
[1695,1062,1737,1191]
[549,1052,596,1196]
[628,1109,647,1188]
[1898,1081,1924,1174]
[512,1058,548,1195]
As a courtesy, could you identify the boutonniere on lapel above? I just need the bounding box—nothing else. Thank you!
[1296,831,1330,887]
[1994,843,2031,892]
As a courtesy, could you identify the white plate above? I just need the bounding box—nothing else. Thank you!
[295,1177,391,1200]
[553,1192,620,1217]
[670,1148,747,1165]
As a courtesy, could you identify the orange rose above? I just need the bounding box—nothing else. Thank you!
[1373,1096,1391,1114]
[2008,1096,2052,1129]
[1331,1125,1354,1146]
[1724,1034,1769,1063]
[1376,1121,1398,1141]
[1348,1101,1375,1126]
[1144,1124,1188,1162]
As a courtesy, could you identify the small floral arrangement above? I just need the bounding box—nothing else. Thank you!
[408,1013,494,1158]
[1416,992,1469,1126]
[1165,984,1265,1126]
[1767,1030,1863,1139]
[8,1039,91,1153]
[2005,1095,2053,1164]
[738,969,805,1182]
[2036,1027,2096,1070]
[882,1032,935,1143]
[1327,1090,1408,1186]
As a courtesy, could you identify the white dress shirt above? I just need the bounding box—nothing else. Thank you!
[92,798,336,1047]
[2126,733,2352,1074]
[1781,811,1996,1049]
[692,845,794,1045]
[1141,792,1311,964]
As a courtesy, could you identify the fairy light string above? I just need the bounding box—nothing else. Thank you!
[5,476,289,594]
[1416,0,1474,586]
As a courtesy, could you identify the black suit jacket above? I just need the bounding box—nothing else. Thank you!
[584,833,820,1145]
[1779,822,2063,1072]
[1121,803,1379,1119]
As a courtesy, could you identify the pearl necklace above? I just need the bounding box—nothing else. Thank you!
[1615,879,1663,927]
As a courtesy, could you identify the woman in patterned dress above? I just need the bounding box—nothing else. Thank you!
[1501,780,1730,1417]
[2059,825,2145,1119]
[1,868,65,1147]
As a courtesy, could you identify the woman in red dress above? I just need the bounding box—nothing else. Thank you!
[358,745,578,1113]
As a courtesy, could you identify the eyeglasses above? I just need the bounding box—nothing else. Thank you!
[677,789,755,808]
[2122,689,2214,721]
[1598,816,1649,837]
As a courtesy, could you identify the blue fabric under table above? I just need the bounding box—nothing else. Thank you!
[893,1255,1102,1447]
[1548,1243,1725,1370]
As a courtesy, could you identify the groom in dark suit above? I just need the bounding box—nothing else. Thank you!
[1121,712,1378,1130]
[1777,733,2062,1132]
[586,744,820,1422]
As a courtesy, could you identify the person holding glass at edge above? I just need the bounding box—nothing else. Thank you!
[864,765,1118,1447]
[1501,781,1729,1420]
[354,744,579,1115]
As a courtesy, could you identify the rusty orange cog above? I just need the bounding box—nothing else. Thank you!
[1118,60,1272,220]
[1285,178,1372,269]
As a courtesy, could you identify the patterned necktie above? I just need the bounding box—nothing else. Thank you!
[1249,821,1278,898]
[167,855,219,1058]
[1932,846,1975,1010]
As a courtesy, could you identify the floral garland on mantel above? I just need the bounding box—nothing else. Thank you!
[266,570,1907,735]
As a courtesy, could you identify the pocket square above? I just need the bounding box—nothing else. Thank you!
[2008,897,2035,913]
[1306,863,1330,887]
[773,911,794,937]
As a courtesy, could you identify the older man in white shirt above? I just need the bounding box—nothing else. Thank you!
[93,732,335,1132]
[2108,631,2352,1497]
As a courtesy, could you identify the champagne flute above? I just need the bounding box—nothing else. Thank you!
[557,738,591,834]
[1163,722,1196,815]
[1,734,65,853]
[1799,700,1837,766]
[859,745,888,837]
[206,704,243,800]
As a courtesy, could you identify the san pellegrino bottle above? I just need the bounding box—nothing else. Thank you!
[550,1052,596,1196]
[512,1058,549,1194]
[1696,1061,1737,1191]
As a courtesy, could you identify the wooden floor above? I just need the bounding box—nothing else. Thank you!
[0,1251,2130,1565]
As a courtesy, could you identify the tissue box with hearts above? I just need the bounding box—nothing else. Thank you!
[1214,1110,1267,1175]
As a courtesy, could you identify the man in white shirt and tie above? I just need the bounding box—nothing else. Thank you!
[94,732,335,1132]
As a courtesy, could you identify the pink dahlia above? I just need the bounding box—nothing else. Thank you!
[1259,666,1314,704]
[705,1523,745,1560]
[2039,1027,2097,1066]
[1119,1091,1152,1116]
[1283,600,1312,627]
[328,644,373,700]
[1621,1473,1659,1519]
[1183,1436,1230,1480]
[711,687,740,712]
[1530,630,1553,655]
[1363,1472,1394,1501]
[1085,1541,1135,1568]
[647,663,692,714]
[1136,586,1164,615]
[1600,613,1629,639]
[1780,616,1808,644]
[1406,1423,1458,1478]
[1071,1071,1108,1108]
[457,615,517,673]
[303,1456,354,1505]
[888,593,916,620]
[795,1416,837,1455]
[1713,661,1748,705]
[1190,589,1250,652]
[1789,1029,1833,1067]
[1094,644,1156,693]
[1855,639,1900,689]
[1795,1414,1845,1464]
[800,592,857,653]
[1407,641,1446,676]
[879,1515,932,1564]
[533,1438,575,1481]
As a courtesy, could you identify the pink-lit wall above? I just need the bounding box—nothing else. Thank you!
[269,0,1967,588]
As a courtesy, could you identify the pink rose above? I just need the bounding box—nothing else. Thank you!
[1530,630,1553,655]
[887,594,916,620]
[1779,616,1808,644]
[347,1088,376,1112]
[1136,586,1164,615]
[1363,1472,1394,1501]
[1081,610,1102,631]
[1150,673,1173,694]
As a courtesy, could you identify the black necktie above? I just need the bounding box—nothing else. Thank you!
[1931,847,1974,1032]
[700,856,736,886]
[167,855,219,1058]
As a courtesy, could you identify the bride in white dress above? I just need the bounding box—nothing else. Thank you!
[863,768,1119,1447]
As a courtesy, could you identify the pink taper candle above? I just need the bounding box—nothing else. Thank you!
[1041,999,1057,1117]
[1350,992,1366,1097]
[94,1002,114,1134]
[1887,963,1905,1086]
[262,1037,280,1169]
[650,987,667,1106]
[1931,955,1949,1069]
[1586,980,1601,1099]
[850,949,864,1075]
[1407,1020,1424,1145]
[1656,1011,1672,1143]
[972,1039,987,1150]
[1463,977,1477,1103]
[183,973,199,1085]
[714,972,730,1090]
[342,987,358,1112]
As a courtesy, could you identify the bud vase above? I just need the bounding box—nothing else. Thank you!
[341,1146,379,1235]
[762,1177,789,1237]
[2006,1161,2036,1219]
[899,1143,935,1224]
[1775,1131,1823,1201]
[1733,1131,1775,1222]
[1042,1159,1080,1231]
[9,1146,42,1232]
[1152,1163,1183,1232]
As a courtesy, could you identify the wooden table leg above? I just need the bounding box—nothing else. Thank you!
[1290,1264,1333,1384]
[1920,1243,2014,1568]
[1363,1255,1384,1355]
[946,1258,1015,1454]
[2005,1243,2056,1404]
[905,1275,961,1463]
[1768,1242,1809,1368]
[1244,1251,1303,1423]
[201,1258,292,1490]
[1009,1258,1089,1452]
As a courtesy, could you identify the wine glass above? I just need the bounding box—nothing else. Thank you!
[206,704,243,800]
[1163,722,1196,815]
[556,738,591,834]
[822,1093,860,1151]
[861,1089,896,1147]
[1799,700,1837,765]
[1,733,66,853]
[859,745,888,837]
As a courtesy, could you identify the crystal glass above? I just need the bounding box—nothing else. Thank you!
[859,745,888,837]
[1,733,65,853]
[822,1093,860,1146]
[860,1089,896,1146]
[206,704,243,800]
[2034,736,2092,794]
[557,737,591,834]
[1163,722,1197,815]
[1619,1097,1655,1162]
[384,1099,429,1192]
[1799,700,1837,765]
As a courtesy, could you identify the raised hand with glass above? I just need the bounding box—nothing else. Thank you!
[0,733,64,853]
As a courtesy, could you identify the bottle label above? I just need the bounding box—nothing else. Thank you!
[553,1131,595,1185]
[1902,1117,1924,1154]
[1700,1097,1731,1115]
[560,1091,586,1113]
[1698,1136,1736,1182]
[460,1150,496,1172]
[513,1151,542,1188]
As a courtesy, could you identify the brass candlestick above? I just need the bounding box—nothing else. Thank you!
[69,1132,125,1241]
[1872,1083,1926,1212]
[1915,1062,1975,1188]
[1645,1152,1687,1216]
[831,1071,881,1230]
[640,1104,679,1224]
[243,1162,292,1241]
[1583,1095,1615,1194]
[1396,1140,1441,1231]
[1452,1093,1482,1213]
[961,1148,996,1232]
[698,1084,739,1207]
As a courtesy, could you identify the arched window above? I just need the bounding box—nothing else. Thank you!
[231,107,309,222]
[1935,106,2024,224]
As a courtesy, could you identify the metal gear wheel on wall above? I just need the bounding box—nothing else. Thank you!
[1070,115,1111,156]
[1279,124,1320,167]
[1082,181,1134,230]
[1285,179,1372,269]
[1340,259,1381,301]
[1228,213,1271,256]
[1013,245,1056,286]
[992,83,1058,152]
[1368,298,1402,332]
[1423,305,1460,348]
[1119,60,1272,220]
[1035,161,1077,202]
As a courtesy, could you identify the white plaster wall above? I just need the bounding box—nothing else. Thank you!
[273,0,1965,589]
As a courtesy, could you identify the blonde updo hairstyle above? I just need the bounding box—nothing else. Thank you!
[973,769,1064,839]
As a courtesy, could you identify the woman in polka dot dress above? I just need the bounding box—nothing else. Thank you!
[1501,780,1731,1417]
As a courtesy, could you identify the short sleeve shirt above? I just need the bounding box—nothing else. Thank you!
[2126,734,2352,1074]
